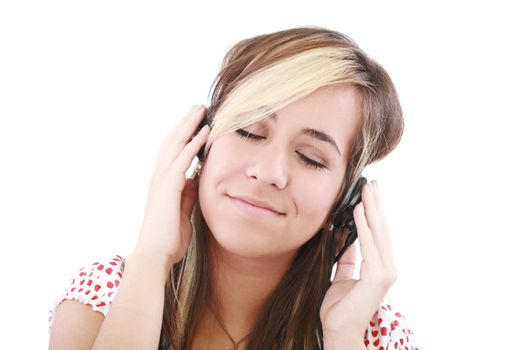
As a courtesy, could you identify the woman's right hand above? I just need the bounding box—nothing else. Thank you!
[132,105,210,271]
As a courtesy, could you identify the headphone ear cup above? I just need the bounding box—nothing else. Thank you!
[332,176,367,261]
[332,202,349,232]
[332,176,366,231]
[193,111,212,162]
[197,145,206,162]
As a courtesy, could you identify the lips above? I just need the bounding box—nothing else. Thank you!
[228,195,284,215]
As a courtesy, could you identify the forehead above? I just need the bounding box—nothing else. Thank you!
[267,84,362,159]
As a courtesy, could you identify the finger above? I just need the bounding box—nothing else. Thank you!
[372,181,393,247]
[167,106,208,153]
[332,243,357,282]
[162,105,202,143]
[155,105,200,169]
[353,202,381,264]
[371,181,395,267]
[362,182,383,240]
[181,178,198,218]
[371,181,390,244]
[168,124,210,181]
[158,106,208,170]
[362,182,391,263]
[372,180,386,219]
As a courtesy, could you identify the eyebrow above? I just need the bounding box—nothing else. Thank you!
[267,113,341,157]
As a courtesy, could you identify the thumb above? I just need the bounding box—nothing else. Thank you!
[181,178,198,218]
[332,243,357,283]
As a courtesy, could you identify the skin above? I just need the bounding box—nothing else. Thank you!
[194,83,390,348]
[320,180,397,347]
[126,83,396,349]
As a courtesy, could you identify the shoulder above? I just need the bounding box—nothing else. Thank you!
[48,254,126,334]
[364,296,420,350]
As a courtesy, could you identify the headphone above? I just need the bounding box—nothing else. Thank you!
[194,113,211,163]
[191,111,367,262]
[332,176,367,262]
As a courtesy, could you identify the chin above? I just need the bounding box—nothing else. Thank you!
[208,226,274,258]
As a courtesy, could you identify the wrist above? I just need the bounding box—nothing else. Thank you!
[128,249,173,281]
[323,333,366,350]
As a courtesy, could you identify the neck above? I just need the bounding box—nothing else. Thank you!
[206,234,297,340]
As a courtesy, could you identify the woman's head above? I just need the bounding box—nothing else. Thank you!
[162,26,404,349]
[198,83,362,260]
[197,25,403,260]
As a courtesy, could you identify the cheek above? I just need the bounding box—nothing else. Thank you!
[294,179,338,238]
[297,183,337,226]
[197,137,243,220]
[199,138,237,181]
[203,137,242,172]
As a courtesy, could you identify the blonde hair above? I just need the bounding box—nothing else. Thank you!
[160,25,404,349]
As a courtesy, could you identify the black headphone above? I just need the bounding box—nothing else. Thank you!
[332,176,367,262]
[192,112,367,262]
[194,113,211,162]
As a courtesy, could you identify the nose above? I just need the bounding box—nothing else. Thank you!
[245,142,288,189]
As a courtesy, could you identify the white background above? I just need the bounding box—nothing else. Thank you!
[1,1,524,349]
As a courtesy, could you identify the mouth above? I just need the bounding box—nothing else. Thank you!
[227,195,285,218]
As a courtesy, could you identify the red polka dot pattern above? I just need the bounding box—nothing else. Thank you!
[48,255,125,334]
[48,254,419,349]
[363,297,419,349]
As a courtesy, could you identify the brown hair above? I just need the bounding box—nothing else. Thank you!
[159,25,404,349]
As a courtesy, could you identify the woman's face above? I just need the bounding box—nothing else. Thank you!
[198,84,362,259]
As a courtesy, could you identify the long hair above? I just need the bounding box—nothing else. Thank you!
[159,25,404,349]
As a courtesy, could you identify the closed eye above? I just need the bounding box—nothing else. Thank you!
[235,128,265,141]
[296,152,326,170]
[234,129,327,170]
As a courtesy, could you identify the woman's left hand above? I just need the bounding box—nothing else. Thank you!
[320,180,397,345]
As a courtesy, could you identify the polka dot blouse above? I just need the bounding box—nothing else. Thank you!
[48,255,420,349]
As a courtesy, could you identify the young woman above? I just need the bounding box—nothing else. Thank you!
[48,26,418,350]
